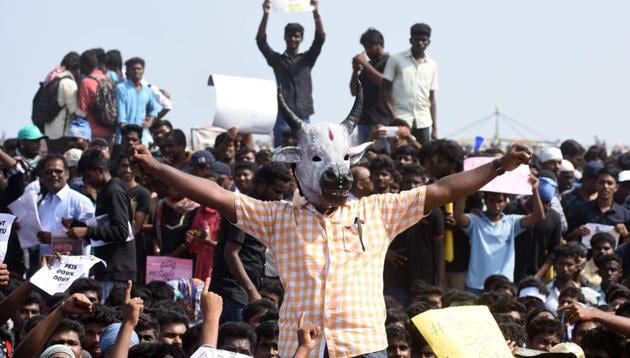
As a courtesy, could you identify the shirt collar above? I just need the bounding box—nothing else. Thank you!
[51,184,71,201]
[404,49,430,63]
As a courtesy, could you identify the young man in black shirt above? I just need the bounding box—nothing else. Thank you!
[256,0,325,147]
[68,148,136,299]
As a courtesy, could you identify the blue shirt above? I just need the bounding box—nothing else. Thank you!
[463,212,525,289]
[115,80,158,144]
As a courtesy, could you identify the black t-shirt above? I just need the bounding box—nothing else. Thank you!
[158,203,197,256]
[129,184,151,215]
[211,218,267,305]
[358,54,390,126]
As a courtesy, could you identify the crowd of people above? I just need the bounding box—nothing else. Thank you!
[1,1,630,357]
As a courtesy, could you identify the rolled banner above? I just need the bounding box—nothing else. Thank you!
[444,202,454,262]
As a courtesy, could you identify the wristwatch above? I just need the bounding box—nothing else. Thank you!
[492,159,506,175]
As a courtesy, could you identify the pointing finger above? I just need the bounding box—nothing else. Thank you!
[125,280,133,301]
[298,312,305,329]
[204,277,211,294]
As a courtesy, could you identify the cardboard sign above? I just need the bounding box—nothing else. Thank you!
[30,255,105,295]
[464,157,532,195]
[191,346,252,358]
[411,306,513,358]
[208,74,277,134]
[146,256,193,284]
[271,0,313,12]
[0,214,16,263]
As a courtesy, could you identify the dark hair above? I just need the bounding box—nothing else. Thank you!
[517,276,550,297]
[260,279,285,307]
[182,323,202,356]
[255,320,279,343]
[386,324,410,345]
[484,274,514,294]
[560,139,585,159]
[553,243,581,262]
[591,232,617,248]
[526,317,562,342]
[105,50,123,72]
[498,319,528,347]
[360,28,384,47]
[152,119,173,133]
[408,280,442,304]
[393,145,419,161]
[157,310,189,328]
[442,290,478,307]
[385,308,410,327]
[254,162,293,186]
[617,152,630,171]
[61,52,80,71]
[68,278,103,302]
[234,161,256,174]
[78,148,109,173]
[369,155,396,176]
[406,301,431,319]
[91,48,106,66]
[431,139,465,174]
[558,286,586,304]
[146,281,175,303]
[410,23,432,37]
[597,165,620,183]
[242,299,278,324]
[616,301,630,318]
[218,322,257,350]
[41,154,68,171]
[608,285,630,305]
[284,23,304,37]
[584,145,607,163]
[80,304,119,327]
[24,291,44,307]
[167,129,187,147]
[581,327,626,358]
[122,124,144,141]
[236,149,256,161]
[52,318,85,340]
[384,295,403,310]
[399,163,426,179]
[595,254,623,270]
[129,343,186,358]
[136,312,160,333]
[107,284,150,307]
[125,57,146,69]
[490,298,526,317]
[23,315,46,336]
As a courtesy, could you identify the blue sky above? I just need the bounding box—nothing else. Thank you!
[1,0,629,147]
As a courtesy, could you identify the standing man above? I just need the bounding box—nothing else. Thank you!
[382,23,438,145]
[77,50,114,142]
[256,0,325,147]
[116,57,158,146]
[350,28,390,144]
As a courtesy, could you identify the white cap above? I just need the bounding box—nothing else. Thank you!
[63,148,83,168]
[560,159,575,172]
[518,286,547,303]
[550,342,585,358]
[619,170,630,183]
[539,147,563,163]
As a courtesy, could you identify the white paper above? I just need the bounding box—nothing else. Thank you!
[209,74,277,134]
[87,214,134,247]
[463,157,532,195]
[581,223,620,249]
[271,0,313,12]
[30,255,106,295]
[8,187,42,249]
[0,214,16,263]
[191,346,251,358]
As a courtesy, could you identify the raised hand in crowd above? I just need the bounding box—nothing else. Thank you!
[66,226,88,240]
[109,280,144,358]
[200,277,223,348]
[0,264,9,286]
[262,0,271,14]
[293,312,321,358]
[558,303,630,338]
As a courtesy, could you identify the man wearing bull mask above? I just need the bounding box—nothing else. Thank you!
[132,85,532,358]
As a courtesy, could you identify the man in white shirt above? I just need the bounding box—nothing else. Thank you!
[382,23,438,145]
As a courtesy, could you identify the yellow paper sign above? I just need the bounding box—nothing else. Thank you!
[411,306,512,358]
[271,0,313,13]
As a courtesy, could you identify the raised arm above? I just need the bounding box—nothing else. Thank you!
[453,197,470,228]
[133,145,236,222]
[425,145,532,214]
[430,90,437,139]
[559,303,630,337]
[199,277,223,347]
[109,281,143,358]
[312,0,324,35]
[0,273,33,327]
[256,0,271,41]
[521,176,544,228]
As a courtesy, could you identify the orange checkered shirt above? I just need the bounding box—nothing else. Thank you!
[234,185,427,358]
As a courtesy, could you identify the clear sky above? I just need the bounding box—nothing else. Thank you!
[1,0,629,147]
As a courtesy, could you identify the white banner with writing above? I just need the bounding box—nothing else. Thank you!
[30,255,106,295]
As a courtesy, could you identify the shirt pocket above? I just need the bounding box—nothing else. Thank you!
[341,222,366,254]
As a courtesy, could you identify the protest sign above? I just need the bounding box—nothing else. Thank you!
[7,187,42,249]
[146,256,193,284]
[582,223,620,249]
[191,346,252,358]
[208,74,277,134]
[411,305,513,358]
[52,237,83,256]
[30,255,105,296]
[464,157,532,195]
[271,0,313,12]
[0,214,16,263]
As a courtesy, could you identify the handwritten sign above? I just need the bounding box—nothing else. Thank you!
[271,0,313,12]
[411,306,513,358]
[464,157,532,195]
[0,214,16,263]
[146,256,193,284]
[30,255,105,295]
[582,223,620,249]
[7,186,42,249]
[208,74,277,134]
[191,346,252,358]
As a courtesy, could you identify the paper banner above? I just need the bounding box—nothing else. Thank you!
[464,157,532,195]
[7,186,42,249]
[582,223,620,249]
[0,214,16,263]
[271,0,313,12]
[191,346,252,358]
[208,74,277,134]
[30,255,106,295]
[146,256,193,284]
[52,238,84,256]
[411,305,513,358]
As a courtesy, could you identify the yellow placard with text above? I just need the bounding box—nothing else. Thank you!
[271,0,313,13]
[411,306,512,358]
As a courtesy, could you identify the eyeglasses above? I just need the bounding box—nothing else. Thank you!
[44,169,64,175]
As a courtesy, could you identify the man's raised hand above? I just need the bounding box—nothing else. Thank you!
[0,264,9,286]
[132,144,160,174]
[262,0,271,14]
[296,312,320,351]
[499,144,532,172]
[122,280,144,327]
[200,277,223,321]
[62,293,93,315]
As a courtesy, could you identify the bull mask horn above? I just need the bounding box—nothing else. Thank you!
[277,86,303,132]
[340,77,363,134]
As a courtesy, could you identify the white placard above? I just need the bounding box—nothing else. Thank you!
[463,157,532,195]
[8,186,42,249]
[0,214,16,263]
[191,346,251,358]
[209,74,277,134]
[30,255,105,295]
[581,223,620,249]
[271,0,313,12]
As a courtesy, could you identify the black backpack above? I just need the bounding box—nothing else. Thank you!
[31,75,70,130]
[88,75,117,128]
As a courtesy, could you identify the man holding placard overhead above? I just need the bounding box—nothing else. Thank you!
[256,0,325,147]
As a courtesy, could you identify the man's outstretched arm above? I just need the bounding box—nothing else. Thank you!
[133,145,236,222]
[424,144,532,214]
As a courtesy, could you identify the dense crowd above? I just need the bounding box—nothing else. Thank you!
[2,1,630,358]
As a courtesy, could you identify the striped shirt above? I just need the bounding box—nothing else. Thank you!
[234,186,427,358]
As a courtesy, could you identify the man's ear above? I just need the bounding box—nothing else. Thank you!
[349,142,373,165]
[273,147,304,164]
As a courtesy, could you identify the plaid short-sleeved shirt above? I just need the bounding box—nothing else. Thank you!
[234,186,427,358]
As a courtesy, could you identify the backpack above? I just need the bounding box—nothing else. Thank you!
[89,75,117,128]
[31,75,70,129]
